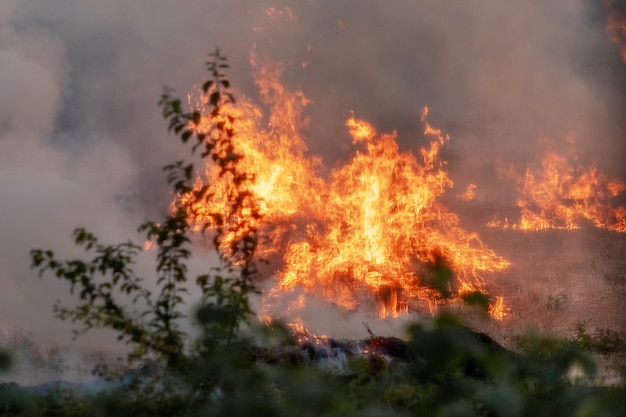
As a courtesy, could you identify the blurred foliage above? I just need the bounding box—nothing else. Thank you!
[9,50,625,416]
[0,349,11,372]
[572,321,624,355]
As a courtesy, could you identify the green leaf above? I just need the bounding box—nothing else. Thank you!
[192,111,201,126]
[196,305,232,325]
[476,385,522,417]
[172,99,182,113]
[0,348,12,372]
[181,130,193,143]
[461,291,490,311]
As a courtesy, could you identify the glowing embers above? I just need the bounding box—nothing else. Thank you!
[176,61,508,320]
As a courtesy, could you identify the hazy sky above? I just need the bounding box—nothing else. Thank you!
[1,0,625,348]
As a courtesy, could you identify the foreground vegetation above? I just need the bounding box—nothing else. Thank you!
[1,51,625,416]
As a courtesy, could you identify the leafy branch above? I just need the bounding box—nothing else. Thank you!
[30,49,261,367]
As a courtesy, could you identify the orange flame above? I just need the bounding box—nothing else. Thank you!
[488,296,508,321]
[489,142,626,232]
[458,184,477,201]
[178,59,509,319]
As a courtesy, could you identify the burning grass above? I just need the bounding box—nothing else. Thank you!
[179,59,511,321]
[159,51,626,396]
[486,141,626,232]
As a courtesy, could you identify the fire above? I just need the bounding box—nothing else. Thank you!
[285,318,330,347]
[458,184,477,201]
[488,296,508,321]
[178,58,509,319]
[488,142,626,232]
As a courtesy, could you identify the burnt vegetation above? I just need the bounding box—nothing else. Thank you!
[0,52,624,417]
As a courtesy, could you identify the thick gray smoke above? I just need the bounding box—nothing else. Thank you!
[256,1,626,191]
[1,0,624,355]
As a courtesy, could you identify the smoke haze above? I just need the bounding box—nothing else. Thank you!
[1,0,625,351]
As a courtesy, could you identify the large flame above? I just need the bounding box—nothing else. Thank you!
[179,59,509,319]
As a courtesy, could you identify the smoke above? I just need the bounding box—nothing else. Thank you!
[257,1,626,185]
[0,0,267,352]
[1,0,625,353]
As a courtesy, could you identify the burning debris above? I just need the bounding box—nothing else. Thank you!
[248,320,509,378]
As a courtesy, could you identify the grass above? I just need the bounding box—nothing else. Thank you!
[452,227,626,384]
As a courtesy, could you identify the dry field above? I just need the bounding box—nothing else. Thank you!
[476,228,626,339]
[448,227,626,383]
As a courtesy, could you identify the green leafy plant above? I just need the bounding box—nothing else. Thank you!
[572,321,623,355]
[0,349,11,373]
[30,49,260,370]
